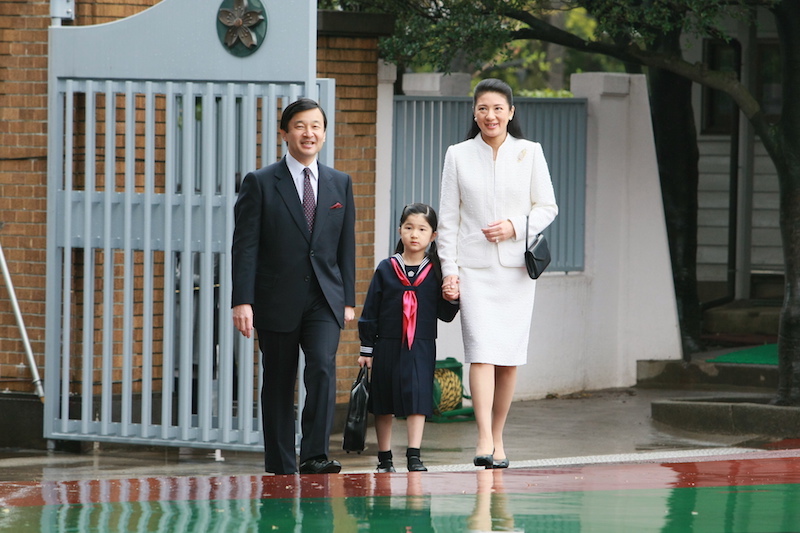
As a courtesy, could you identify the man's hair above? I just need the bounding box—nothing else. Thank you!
[280,98,327,132]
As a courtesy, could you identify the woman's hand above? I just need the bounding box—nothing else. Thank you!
[482,219,515,243]
[358,355,372,369]
[443,274,460,301]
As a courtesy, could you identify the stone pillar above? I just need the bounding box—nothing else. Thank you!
[402,72,472,96]
[375,61,397,267]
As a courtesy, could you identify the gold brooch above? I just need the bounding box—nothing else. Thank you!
[518,149,527,162]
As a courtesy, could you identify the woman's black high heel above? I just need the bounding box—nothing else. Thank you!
[492,457,509,469]
[473,454,494,468]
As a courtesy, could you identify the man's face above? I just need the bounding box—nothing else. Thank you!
[280,107,326,166]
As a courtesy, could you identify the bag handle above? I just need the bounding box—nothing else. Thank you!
[526,215,543,249]
[525,215,530,248]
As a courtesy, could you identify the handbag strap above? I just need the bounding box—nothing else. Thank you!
[525,215,530,248]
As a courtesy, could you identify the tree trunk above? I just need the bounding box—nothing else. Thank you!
[769,0,800,405]
[648,31,703,357]
[774,165,800,404]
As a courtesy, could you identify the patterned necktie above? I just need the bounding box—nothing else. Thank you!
[302,167,315,232]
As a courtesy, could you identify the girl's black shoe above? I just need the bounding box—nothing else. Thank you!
[376,460,396,473]
[377,450,395,473]
[407,455,427,472]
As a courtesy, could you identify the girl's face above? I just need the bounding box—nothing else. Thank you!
[399,213,435,255]
[473,91,514,143]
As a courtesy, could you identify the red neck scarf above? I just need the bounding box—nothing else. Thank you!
[390,257,433,349]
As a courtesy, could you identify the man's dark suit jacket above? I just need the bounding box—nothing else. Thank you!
[231,157,356,331]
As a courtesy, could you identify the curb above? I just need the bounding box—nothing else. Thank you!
[651,395,800,437]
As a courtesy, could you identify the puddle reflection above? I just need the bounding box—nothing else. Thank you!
[1,460,799,532]
[467,469,516,532]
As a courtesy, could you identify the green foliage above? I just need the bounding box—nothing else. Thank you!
[516,88,574,98]
[317,0,775,91]
[318,1,625,89]
[379,3,516,72]
[562,7,625,78]
[581,0,777,44]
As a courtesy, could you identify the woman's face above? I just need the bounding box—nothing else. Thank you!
[473,91,514,143]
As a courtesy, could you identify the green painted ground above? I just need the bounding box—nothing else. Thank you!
[706,344,778,365]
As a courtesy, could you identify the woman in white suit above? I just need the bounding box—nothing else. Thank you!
[438,79,558,469]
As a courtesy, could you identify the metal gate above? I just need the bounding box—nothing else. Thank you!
[44,0,331,450]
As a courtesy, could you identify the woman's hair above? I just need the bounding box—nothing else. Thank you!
[394,203,443,280]
[465,78,525,141]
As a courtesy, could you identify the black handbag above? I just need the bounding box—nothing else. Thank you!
[524,216,551,279]
[342,365,370,453]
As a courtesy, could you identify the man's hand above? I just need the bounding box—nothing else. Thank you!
[344,306,356,323]
[232,304,254,338]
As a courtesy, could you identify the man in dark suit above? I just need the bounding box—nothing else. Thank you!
[231,98,355,475]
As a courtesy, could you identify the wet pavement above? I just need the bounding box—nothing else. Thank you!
[2,386,799,531]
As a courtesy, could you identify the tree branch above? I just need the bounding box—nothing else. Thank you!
[503,7,764,127]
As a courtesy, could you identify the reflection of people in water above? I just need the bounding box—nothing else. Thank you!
[256,476,342,532]
[468,468,515,533]
[351,471,434,531]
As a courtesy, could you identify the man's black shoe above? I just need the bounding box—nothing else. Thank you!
[299,458,342,474]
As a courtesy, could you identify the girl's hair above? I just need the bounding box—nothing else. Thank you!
[394,203,443,280]
[465,78,525,141]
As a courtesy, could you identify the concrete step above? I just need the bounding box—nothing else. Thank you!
[643,298,788,438]
[701,299,779,347]
[651,393,799,438]
[637,351,778,390]
[703,299,780,336]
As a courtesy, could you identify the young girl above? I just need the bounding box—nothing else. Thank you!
[358,203,460,472]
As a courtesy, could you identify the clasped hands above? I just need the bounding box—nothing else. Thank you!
[442,275,460,301]
[442,219,515,301]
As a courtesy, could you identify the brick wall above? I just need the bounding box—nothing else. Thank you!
[0,3,381,404]
[317,35,379,401]
[0,1,59,393]
[0,1,159,393]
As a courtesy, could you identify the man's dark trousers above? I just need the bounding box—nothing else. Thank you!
[257,280,340,475]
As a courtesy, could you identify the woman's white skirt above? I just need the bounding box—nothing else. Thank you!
[458,259,536,366]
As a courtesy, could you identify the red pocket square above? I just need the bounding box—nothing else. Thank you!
[330,202,343,209]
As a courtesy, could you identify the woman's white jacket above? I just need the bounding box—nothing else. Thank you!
[438,134,559,279]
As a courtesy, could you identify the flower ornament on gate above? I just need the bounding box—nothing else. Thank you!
[218,0,264,49]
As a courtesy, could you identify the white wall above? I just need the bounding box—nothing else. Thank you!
[377,71,683,400]
[402,72,472,96]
